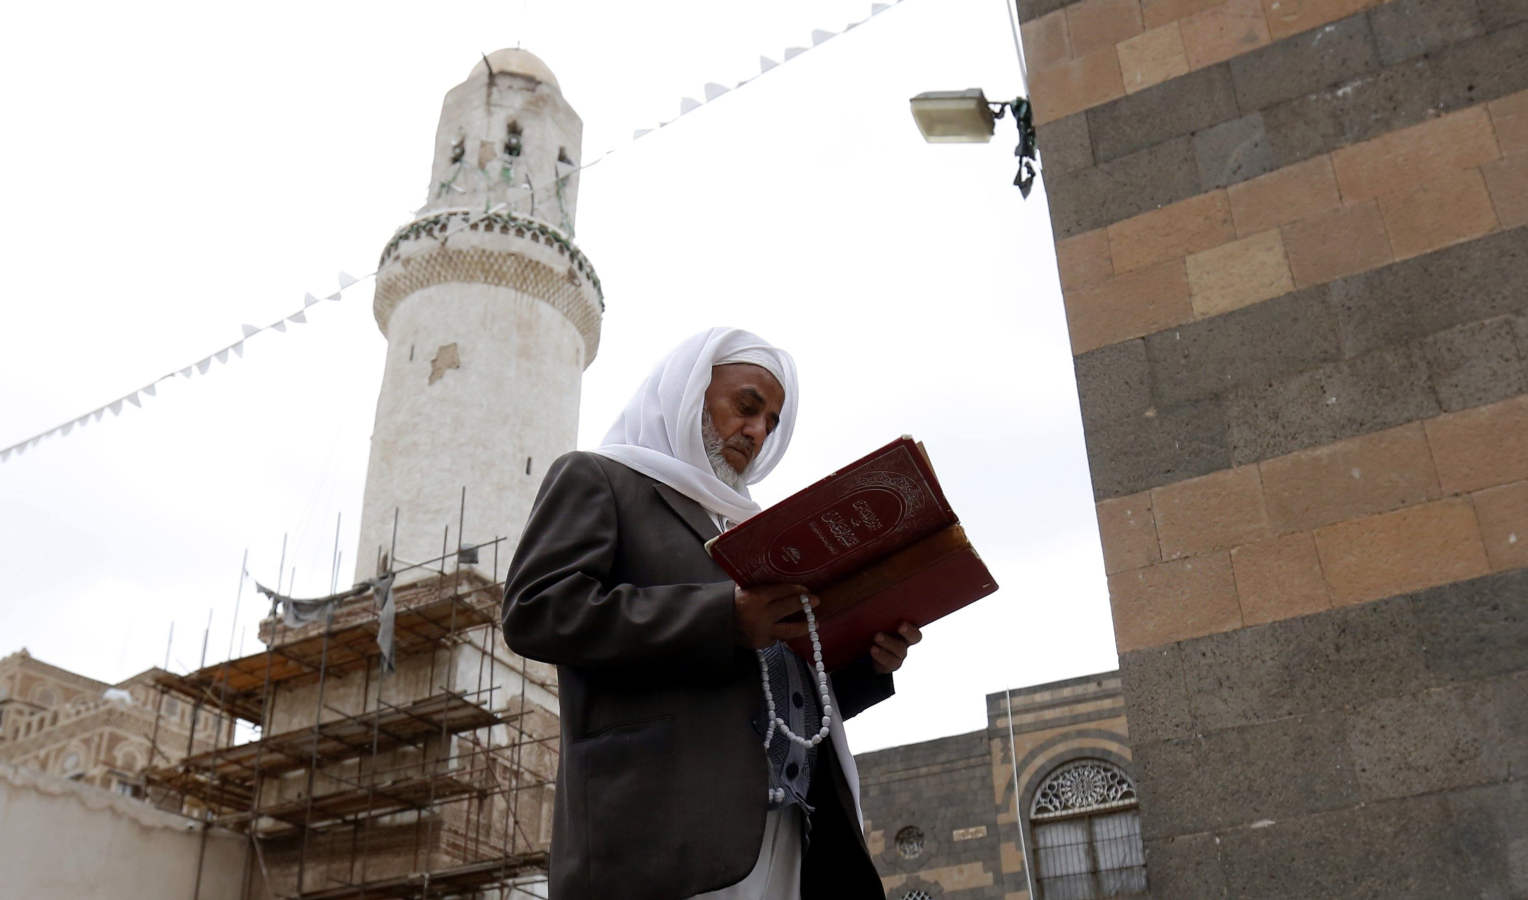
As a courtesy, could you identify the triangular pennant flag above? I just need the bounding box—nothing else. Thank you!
[633,127,653,139]
[143,384,156,397]
[196,358,212,374]
[326,292,342,301]
[784,46,806,60]
[337,271,358,289]
[271,320,287,333]
[12,443,23,457]
[680,97,702,114]
[109,400,124,416]
[304,292,320,307]
[232,341,244,358]
[704,83,729,101]
[93,409,105,422]
[812,29,836,44]
[760,55,778,72]
[126,393,141,409]
[288,310,307,324]
[215,349,229,363]
[241,324,260,338]
[1,448,11,462]
[61,422,74,436]
[179,366,193,378]
[76,414,90,429]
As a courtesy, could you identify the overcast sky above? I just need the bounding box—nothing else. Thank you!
[0,0,1116,752]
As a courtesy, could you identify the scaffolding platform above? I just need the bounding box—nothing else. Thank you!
[292,852,550,900]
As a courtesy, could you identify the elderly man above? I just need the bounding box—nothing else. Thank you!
[503,327,920,899]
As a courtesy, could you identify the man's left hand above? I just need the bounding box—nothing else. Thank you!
[869,622,922,674]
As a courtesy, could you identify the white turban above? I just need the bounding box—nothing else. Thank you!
[592,327,798,525]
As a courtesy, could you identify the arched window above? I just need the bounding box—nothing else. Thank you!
[1029,759,1146,899]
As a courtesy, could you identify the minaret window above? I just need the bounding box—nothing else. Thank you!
[449,137,466,165]
[505,121,523,157]
[558,147,574,167]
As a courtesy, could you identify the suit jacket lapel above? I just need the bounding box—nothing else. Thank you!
[652,482,720,543]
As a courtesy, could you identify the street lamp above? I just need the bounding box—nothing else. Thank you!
[909,88,1038,197]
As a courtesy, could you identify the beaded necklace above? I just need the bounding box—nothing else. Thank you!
[756,594,833,803]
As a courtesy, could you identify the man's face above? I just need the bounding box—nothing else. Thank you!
[702,363,785,477]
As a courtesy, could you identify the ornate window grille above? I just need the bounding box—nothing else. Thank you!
[895,826,925,859]
[1028,760,1146,899]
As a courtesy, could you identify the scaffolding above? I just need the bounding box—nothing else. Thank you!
[143,528,558,900]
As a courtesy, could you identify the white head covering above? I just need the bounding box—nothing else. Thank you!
[592,327,798,525]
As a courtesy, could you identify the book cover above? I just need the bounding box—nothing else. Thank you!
[706,436,998,670]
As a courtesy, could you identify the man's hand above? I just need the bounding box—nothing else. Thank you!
[869,622,922,674]
[734,583,818,649]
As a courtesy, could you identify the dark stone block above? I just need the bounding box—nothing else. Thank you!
[1083,395,1230,499]
[1179,596,1427,730]
[1074,339,1151,429]
[1262,57,1440,171]
[1203,712,1360,825]
[1226,342,1439,465]
[1192,111,1273,190]
[1445,779,1528,898]
[1144,286,1341,408]
[1513,312,1528,365]
[1411,568,1528,683]
[1477,0,1528,29]
[1036,113,1094,178]
[1494,671,1528,781]
[1368,0,1486,66]
[1331,227,1528,359]
[1422,316,1528,412]
[1045,136,1200,238]
[1119,645,1193,743]
[1347,679,1507,801]
[1428,21,1528,113]
[1017,0,1071,23]
[1087,65,1239,164]
[1132,737,1202,839]
[1143,833,1226,898]
[1218,794,1486,899]
[1230,13,1380,113]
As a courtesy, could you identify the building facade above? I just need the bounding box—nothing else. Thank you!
[858,671,1141,899]
[1019,0,1528,893]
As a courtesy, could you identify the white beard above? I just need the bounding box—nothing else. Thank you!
[701,409,748,491]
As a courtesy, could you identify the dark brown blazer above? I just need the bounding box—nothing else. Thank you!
[503,451,891,899]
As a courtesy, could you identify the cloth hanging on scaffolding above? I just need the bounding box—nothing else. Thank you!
[254,581,367,627]
[373,573,397,675]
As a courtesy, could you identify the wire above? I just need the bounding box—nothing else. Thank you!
[1004,0,1029,89]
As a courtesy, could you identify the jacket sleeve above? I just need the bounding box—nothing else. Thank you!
[831,656,895,720]
[502,452,737,674]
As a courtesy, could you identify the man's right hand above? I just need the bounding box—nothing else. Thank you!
[733,583,819,649]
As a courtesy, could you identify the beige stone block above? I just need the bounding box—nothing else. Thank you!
[1065,258,1193,354]
[1109,552,1242,651]
[1143,0,1223,28]
[1118,23,1191,93]
[1261,0,1380,40]
[1425,395,1528,494]
[1332,106,1502,204]
[1055,228,1114,291]
[1472,481,1528,571]
[1482,153,1528,229]
[1152,466,1271,558]
[1096,491,1162,573]
[1379,167,1499,261]
[1228,154,1342,237]
[1180,0,1271,69]
[1030,46,1126,124]
[1231,532,1332,625]
[1487,89,1528,156]
[1108,190,1235,273]
[1186,227,1294,317]
[1259,423,1441,533]
[1067,0,1146,57]
[1314,499,1490,605]
[1022,9,1073,72]
[1281,199,1393,287]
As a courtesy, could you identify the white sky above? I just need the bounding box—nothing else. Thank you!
[0,0,1116,753]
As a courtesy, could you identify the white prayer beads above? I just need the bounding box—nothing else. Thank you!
[757,594,833,753]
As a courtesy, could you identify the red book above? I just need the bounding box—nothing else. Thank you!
[705,436,998,671]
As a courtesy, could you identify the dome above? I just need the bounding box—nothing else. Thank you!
[476,48,559,89]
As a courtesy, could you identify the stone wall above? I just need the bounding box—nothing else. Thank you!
[1019,0,1528,893]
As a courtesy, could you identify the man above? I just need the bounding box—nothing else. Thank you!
[503,327,920,899]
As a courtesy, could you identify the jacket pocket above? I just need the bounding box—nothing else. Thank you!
[568,717,680,893]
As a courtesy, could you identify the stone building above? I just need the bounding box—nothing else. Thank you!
[0,647,221,794]
[858,671,1141,900]
[1016,0,1528,893]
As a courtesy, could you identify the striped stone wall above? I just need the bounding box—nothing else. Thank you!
[1020,0,1528,892]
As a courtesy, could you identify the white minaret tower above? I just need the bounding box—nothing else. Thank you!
[355,49,603,582]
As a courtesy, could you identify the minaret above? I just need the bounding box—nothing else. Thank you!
[355,49,603,582]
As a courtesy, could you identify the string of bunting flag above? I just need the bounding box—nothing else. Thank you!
[0,0,911,464]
